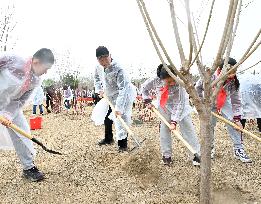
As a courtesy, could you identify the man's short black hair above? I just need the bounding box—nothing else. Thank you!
[219,57,237,69]
[157,64,177,79]
[33,48,55,64]
[96,46,109,58]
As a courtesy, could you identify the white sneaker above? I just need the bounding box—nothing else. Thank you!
[192,156,200,166]
[211,148,215,159]
[234,148,252,163]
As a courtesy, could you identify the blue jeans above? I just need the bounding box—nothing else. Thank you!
[33,105,43,114]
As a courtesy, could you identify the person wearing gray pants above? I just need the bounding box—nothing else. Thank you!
[0,48,55,181]
[7,111,36,171]
[141,64,200,166]
[196,57,251,163]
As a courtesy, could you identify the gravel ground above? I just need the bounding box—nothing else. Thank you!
[0,107,260,204]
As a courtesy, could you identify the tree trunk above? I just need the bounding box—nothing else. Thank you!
[199,109,213,204]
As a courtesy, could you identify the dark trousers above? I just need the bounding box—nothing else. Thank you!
[33,105,43,114]
[64,99,71,109]
[46,96,53,111]
[104,106,113,141]
[241,118,261,132]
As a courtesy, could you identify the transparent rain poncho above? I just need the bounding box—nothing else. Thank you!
[239,73,261,119]
[32,86,45,106]
[0,53,40,152]
[64,86,73,101]
[93,61,137,140]
[94,61,137,114]
[141,77,193,122]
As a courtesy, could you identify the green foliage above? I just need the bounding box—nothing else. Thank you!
[61,73,79,89]
[42,79,56,88]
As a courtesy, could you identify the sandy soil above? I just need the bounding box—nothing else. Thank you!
[0,107,260,204]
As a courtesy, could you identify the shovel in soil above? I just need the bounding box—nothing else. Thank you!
[103,94,146,151]
[211,112,261,143]
[152,107,200,163]
[0,116,62,155]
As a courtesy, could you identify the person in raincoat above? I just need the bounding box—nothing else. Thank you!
[141,64,201,166]
[32,85,45,115]
[94,46,136,152]
[239,73,261,133]
[196,57,251,163]
[0,48,55,181]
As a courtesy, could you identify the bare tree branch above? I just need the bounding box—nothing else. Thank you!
[221,0,239,78]
[212,28,261,87]
[139,0,187,83]
[192,14,203,63]
[238,60,261,74]
[184,0,193,66]
[189,0,216,69]
[0,4,17,51]
[169,0,186,63]
[211,0,240,99]
[136,0,185,86]
[191,34,207,79]
[220,0,239,70]
[211,0,235,73]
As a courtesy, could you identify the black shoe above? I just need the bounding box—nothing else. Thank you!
[192,156,200,166]
[162,156,172,166]
[118,138,128,152]
[118,146,128,152]
[98,138,114,146]
[23,166,44,182]
[118,138,127,147]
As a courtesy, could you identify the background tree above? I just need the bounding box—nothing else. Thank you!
[42,78,56,88]
[0,4,17,51]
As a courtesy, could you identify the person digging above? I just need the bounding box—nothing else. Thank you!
[0,48,55,181]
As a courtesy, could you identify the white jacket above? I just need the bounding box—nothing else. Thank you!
[0,53,40,153]
[33,86,45,105]
[94,61,137,114]
[239,73,261,119]
[141,77,192,122]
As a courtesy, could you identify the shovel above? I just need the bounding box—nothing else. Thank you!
[211,112,261,143]
[103,94,146,151]
[0,116,62,155]
[152,107,201,163]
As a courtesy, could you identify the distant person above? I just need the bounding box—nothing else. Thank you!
[32,86,45,115]
[63,85,73,110]
[92,88,101,105]
[46,85,55,113]
[239,73,261,133]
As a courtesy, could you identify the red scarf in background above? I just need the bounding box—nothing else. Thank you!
[216,68,226,112]
[21,58,32,94]
[216,68,234,112]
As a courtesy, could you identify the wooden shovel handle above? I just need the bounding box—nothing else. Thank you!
[152,107,197,155]
[0,116,33,140]
[211,112,261,143]
[103,94,134,136]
